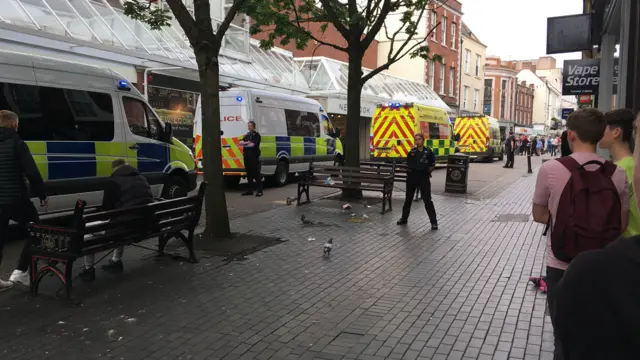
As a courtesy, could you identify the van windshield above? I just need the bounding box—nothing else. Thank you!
[321,114,335,136]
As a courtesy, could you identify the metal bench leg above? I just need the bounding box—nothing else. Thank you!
[29,257,39,297]
[64,259,75,300]
[297,183,310,205]
[158,234,170,255]
[186,230,198,263]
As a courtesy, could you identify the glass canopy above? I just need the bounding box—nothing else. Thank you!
[295,57,451,111]
[2,0,307,92]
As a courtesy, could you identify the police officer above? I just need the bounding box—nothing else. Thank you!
[397,133,438,229]
[240,121,263,197]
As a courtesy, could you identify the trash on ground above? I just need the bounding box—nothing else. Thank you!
[342,203,352,210]
[308,237,316,241]
[124,318,137,324]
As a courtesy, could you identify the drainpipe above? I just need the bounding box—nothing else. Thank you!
[458,38,464,115]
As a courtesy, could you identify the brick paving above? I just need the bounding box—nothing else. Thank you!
[0,158,554,360]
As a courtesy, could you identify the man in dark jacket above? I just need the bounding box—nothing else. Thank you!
[0,110,47,289]
[82,159,153,280]
[240,121,263,197]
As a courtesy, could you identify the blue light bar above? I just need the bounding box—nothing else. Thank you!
[236,96,243,102]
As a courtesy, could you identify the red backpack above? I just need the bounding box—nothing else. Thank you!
[550,157,623,262]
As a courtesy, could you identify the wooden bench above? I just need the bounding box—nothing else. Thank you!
[26,182,207,303]
[297,163,395,214]
[360,161,422,201]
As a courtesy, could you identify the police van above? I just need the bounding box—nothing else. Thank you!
[0,50,198,213]
[193,89,344,187]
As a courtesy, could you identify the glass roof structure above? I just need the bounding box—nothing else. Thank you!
[295,57,451,111]
[2,0,308,92]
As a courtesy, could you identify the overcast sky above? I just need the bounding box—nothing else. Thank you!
[460,0,584,67]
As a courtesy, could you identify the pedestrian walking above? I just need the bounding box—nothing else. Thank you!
[240,121,263,197]
[397,133,437,230]
[547,137,553,156]
[503,131,515,168]
[0,110,47,289]
[77,159,154,281]
[532,108,629,360]
[551,136,558,156]
[534,137,542,156]
[522,136,530,156]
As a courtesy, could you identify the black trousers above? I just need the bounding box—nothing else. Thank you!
[401,175,437,224]
[505,150,514,168]
[546,266,566,360]
[244,155,263,192]
[0,201,39,271]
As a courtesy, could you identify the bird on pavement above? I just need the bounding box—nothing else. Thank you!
[301,215,314,225]
[323,238,333,256]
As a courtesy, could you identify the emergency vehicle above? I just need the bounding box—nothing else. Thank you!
[0,50,198,213]
[193,89,343,188]
[453,114,503,162]
[370,102,457,163]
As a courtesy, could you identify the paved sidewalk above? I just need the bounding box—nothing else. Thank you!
[0,158,552,360]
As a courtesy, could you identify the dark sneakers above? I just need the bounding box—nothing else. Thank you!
[431,224,438,231]
[397,219,408,225]
[256,192,263,197]
[101,260,124,273]
[80,267,96,282]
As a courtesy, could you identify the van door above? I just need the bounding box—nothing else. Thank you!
[121,95,171,191]
[220,95,250,173]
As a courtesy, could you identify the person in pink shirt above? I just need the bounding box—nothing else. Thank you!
[532,108,629,360]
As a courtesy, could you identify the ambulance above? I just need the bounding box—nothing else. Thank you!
[193,89,343,187]
[0,50,198,213]
[453,114,503,162]
[370,102,457,163]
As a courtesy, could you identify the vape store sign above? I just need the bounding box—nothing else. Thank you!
[562,58,619,95]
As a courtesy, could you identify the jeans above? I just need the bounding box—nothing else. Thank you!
[546,266,566,360]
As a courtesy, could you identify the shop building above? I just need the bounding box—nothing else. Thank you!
[459,23,486,115]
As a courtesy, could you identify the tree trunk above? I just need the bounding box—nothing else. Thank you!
[199,58,232,240]
[343,48,364,198]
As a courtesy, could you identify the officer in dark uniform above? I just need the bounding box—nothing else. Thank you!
[240,121,263,197]
[397,133,438,229]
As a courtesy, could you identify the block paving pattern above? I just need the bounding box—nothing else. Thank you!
[0,163,554,360]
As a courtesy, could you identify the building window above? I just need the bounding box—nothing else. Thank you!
[464,50,470,74]
[463,86,469,109]
[483,79,492,115]
[474,89,479,111]
[449,67,455,96]
[439,62,445,95]
[475,54,481,76]
[430,11,437,40]
[429,60,435,88]
[451,23,457,49]
[500,79,508,120]
[441,16,447,45]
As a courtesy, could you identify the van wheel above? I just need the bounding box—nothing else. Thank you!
[271,161,289,187]
[162,176,188,199]
[223,176,241,188]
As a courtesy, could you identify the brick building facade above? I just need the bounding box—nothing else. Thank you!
[424,0,463,114]
[515,81,535,126]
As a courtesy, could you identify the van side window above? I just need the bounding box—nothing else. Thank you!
[254,106,287,135]
[123,97,162,141]
[0,82,114,142]
[285,109,320,137]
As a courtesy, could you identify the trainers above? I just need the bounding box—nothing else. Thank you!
[0,279,13,291]
[255,192,263,197]
[241,191,253,196]
[9,270,29,285]
[101,260,124,274]
[80,267,96,282]
[431,224,438,230]
[397,219,408,225]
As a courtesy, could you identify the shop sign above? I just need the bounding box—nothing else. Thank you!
[561,108,575,119]
[562,58,619,95]
[326,98,376,117]
[514,126,533,134]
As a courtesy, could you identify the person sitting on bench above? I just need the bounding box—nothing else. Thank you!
[81,159,154,280]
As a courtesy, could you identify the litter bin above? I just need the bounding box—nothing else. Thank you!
[445,154,470,194]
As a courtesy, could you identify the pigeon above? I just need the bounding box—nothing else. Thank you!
[323,238,333,256]
[301,215,314,225]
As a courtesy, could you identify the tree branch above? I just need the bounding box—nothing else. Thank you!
[362,0,392,48]
[215,0,249,48]
[164,0,199,45]
[318,0,350,38]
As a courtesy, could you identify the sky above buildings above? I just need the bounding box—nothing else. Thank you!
[461,0,584,67]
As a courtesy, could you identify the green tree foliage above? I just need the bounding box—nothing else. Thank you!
[251,0,443,195]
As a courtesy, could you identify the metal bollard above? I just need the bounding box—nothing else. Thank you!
[527,147,533,174]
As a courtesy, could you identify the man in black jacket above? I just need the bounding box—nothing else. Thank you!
[397,133,438,230]
[240,121,263,197]
[0,110,47,289]
[81,159,153,280]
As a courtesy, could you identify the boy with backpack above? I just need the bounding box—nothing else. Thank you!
[531,108,629,360]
